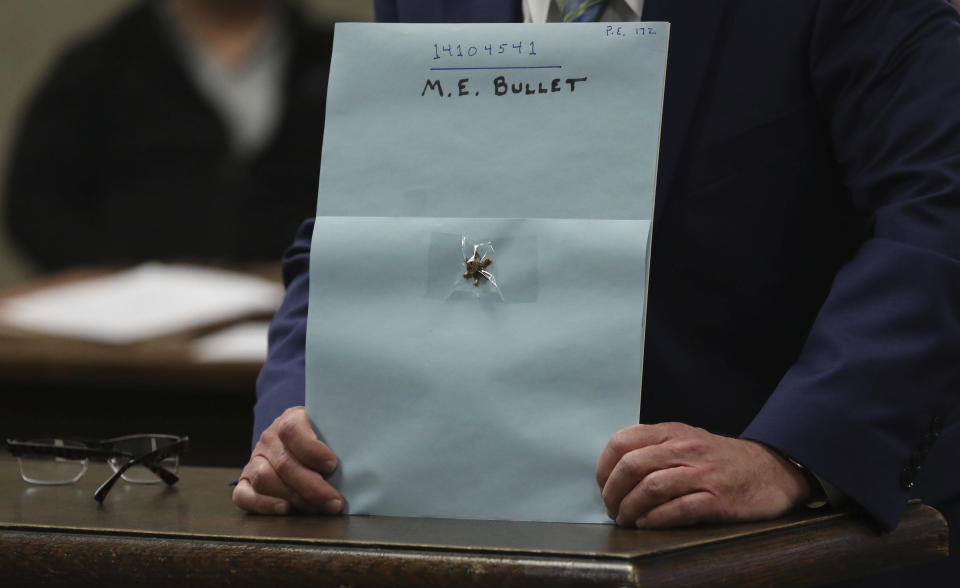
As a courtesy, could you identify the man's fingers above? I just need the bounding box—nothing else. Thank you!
[596,423,676,489]
[634,491,719,528]
[274,407,339,475]
[600,443,676,518]
[238,407,345,515]
[613,466,701,525]
[599,425,701,518]
[240,450,344,514]
[257,407,342,511]
[254,443,344,514]
[241,455,303,506]
[597,425,809,528]
[237,456,320,514]
[232,478,292,515]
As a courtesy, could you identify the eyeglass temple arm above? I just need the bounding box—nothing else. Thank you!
[94,439,188,503]
[7,440,123,460]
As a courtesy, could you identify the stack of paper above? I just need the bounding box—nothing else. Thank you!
[0,263,283,345]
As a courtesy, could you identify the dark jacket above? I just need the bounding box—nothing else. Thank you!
[3,0,333,268]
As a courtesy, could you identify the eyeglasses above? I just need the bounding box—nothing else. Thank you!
[6,434,189,502]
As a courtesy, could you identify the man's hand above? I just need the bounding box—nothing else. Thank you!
[596,422,809,528]
[232,406,344,516]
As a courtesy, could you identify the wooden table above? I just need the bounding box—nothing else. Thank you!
[0,266,280,466]
[0,459,948,587]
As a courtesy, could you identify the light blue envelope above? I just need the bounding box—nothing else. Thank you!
[307,23,669,523]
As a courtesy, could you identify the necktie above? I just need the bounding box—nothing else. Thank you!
[555,0,607,22]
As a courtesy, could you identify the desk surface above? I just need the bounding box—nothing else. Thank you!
[0,459,948,587]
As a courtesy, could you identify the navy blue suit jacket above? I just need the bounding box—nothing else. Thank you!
[256,1,960,577]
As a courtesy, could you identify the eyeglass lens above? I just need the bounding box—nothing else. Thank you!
[107,435,181,484]
[17,438,89,485]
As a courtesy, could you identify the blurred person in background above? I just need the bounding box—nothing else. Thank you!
[2,0,332,270]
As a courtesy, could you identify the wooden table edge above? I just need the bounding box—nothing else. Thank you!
[0,504,947,587]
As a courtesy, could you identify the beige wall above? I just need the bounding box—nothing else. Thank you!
[0,0,373,286]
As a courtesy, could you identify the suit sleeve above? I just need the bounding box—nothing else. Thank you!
[742,0,960,530]
[252,218,314,447]
[373,0,398,22]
